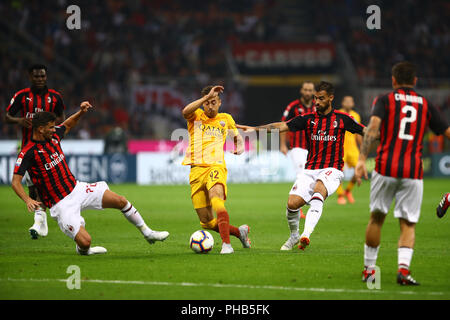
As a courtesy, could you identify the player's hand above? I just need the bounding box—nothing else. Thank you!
[236,124,255,132]
[205,86,224,100]
[355,159,368,186]
[280,144,288,156]
[25,198,43,212]
[233,144,245,155]
[20,118,32,128]
[80,101,93,113]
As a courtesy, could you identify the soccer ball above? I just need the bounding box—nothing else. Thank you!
[190,230,214,253]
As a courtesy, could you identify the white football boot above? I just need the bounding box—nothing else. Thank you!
[144,230,170,244]
[76,245,108,255]
[280,235,300,251]
[220,243,234,254]
[238,225,251,248]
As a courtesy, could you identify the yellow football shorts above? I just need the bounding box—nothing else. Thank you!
[343,150,359,168]
[189,166,228,209]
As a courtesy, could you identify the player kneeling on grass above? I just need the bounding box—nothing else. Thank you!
[238,82,366,251]
[11,103,169,255]
[181,85,251,254]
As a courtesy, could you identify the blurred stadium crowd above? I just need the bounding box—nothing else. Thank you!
[314,0,450,87]
[1,0,449,140]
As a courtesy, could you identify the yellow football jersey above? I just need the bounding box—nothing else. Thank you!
[182,109,238,167]
[341,109,361,154]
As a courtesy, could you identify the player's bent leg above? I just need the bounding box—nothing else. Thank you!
[336,184,347,205]
[281,195,306,251]
[362,211,385,282]
[299,180,328,250]
[74,226,107,256]
[396,218,419,285]
[101,189,169,245]
[208,184,239,254]
[28,186,49,239]
[397,218,419,286]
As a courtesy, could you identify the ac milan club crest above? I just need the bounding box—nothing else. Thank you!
[333,121,338,128]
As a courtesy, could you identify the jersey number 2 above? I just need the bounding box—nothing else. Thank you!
[398,105,417,141]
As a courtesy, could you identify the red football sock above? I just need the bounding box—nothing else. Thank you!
[208,221,240,238]
[217,210,231,244]
[229,225,240,238]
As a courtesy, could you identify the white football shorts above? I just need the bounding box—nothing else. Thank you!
[370,170,423,223]
[289,167,344,203]
[50,181,110,239]
[288,147,309,178]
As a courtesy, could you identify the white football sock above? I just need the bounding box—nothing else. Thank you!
[398,247,413,270]
[286,207,300,238]
[301,193,324,238]
[34,207,46,224]
[121,201,152,236]
[364,244,380,268]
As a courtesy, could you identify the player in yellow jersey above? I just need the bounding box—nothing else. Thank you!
[336,96,363,204]
[182,85,251,254]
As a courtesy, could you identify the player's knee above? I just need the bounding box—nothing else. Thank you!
[287,198,303,211]
[116,195,128,209]
[370,211,386,225]
[77,234,91,249]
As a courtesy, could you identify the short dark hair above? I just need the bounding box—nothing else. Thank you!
[315,81,334,95]
[392,61,416,85]
[32,112,56,129]
[201,85,214,97]
[300,81,315,89]
[28,64,47,74]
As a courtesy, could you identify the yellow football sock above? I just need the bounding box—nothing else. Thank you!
[346,181,355,192]
[336,184,345,197]
[200,218,218,230]
[211,197,226,213]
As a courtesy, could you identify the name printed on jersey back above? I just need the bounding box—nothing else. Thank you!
[394,93,423,104]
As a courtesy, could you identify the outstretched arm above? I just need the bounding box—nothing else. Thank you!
[61,101,92,134]
[236,122,290,133]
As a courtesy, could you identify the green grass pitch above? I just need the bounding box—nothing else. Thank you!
[0,179,449,300]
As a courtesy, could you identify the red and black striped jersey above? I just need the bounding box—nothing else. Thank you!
[372,87,448,179]
[6,87,66,148]
[13,125,77,208]
[281,99,316,150]
[286,109,365,171]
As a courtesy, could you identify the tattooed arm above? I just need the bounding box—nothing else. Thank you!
[359,116,381,161]
[355,116,382,185]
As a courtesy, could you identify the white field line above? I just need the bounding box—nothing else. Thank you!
[0,278,447,296]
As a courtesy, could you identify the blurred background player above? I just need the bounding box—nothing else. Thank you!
[182,85,251,254]
[436,193,449,218]
[356,62,450,286]
[336,96,363,204]
[238,81,365,251]
[12,105,169,255]
[4,64,65,239]
[280,82,316,219]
